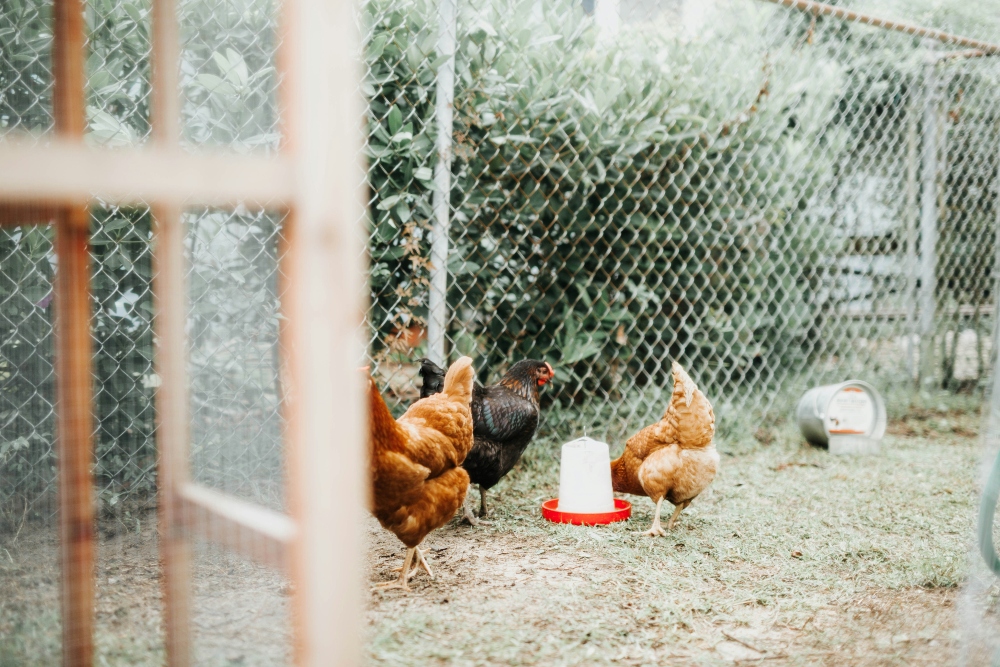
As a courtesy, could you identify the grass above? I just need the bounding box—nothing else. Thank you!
[0,392,993,665]
[365,394,988,666]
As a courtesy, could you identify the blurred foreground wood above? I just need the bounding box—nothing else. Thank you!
[0,0,367,664]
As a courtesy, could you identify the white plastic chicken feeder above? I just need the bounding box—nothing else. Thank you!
[796,380,886,455]
[541,437,630,525]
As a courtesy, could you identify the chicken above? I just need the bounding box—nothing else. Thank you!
[417,357,446,398]
[368,356,476,590]
[418,358,554,525]
[610,362,718,537]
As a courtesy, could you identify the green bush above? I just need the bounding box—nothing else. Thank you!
[364,0,845,403]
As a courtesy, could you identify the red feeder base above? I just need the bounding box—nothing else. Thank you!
[541,498,631,525]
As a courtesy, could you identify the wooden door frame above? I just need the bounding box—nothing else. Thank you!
[0,0,366,665]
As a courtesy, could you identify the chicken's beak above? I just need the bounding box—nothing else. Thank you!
[538,362,555,386]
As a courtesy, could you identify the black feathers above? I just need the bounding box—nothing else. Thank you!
[464,379,540,489]
[419,358,551,491]
[418,358,446,399]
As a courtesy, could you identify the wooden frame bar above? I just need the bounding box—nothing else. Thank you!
[0,141,294,207]
[0,202,60,226]
[178,483,296,571]
[52,0,94,664]
[54,207,95,667]
[152,202,192,666]
[278,0,367,663]
[149,0,192,662]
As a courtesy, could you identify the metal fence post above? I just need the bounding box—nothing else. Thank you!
[595,0,620,42]
[989,129,1000,388]
[919,41,939,389]
[904,86,920,384]
[428,0,456,367]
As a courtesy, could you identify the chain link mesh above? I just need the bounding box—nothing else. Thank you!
[1,0,999,557]
[363,0,1000,443]
[2,0,1000,662]
[0,0,284,524]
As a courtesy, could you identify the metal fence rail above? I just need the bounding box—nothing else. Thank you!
[3,0,1000,522]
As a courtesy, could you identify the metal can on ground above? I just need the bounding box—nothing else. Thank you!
[796,380,886,455]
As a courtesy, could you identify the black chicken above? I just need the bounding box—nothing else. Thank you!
[418,358,554,524]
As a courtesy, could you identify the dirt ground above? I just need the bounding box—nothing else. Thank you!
[0,519,291,666]
[365,410,983,666]
[1,401,995,666]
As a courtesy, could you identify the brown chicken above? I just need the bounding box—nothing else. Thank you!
[610,362,718,536]
[368,356,475,590]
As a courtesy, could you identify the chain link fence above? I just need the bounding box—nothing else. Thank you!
[0,0,284,531]
[2,0,1000,522]
[364,0,1000,440]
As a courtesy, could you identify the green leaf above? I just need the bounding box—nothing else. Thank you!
[368,34,389,61]
[196,73,237,97]
[387,104,403,135]
[103,219,131,233]
[395,201,412,223]
[122,1,143,26]
[376,194,403,211]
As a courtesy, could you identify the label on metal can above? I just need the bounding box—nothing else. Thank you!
[826,386,874,435]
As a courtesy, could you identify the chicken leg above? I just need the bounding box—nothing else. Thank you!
[413,546,434,578]
[640,497,667,537]
[374,547,416,591]
[478,486,489,517]
[667,500,690,530]
[462,490,480,526]
[461,485,492,525]
[391,545,433,578]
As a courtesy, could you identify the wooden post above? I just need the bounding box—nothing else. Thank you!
[152,202,191,667]
[52,0,94,663]
[278,0,367,663]
[150,0,192,663]
[53,210,94,667]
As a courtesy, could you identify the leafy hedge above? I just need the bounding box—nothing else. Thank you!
[364,0,845,401]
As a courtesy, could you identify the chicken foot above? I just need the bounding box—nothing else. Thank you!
[461,492,480,525]
[389,545,434,580]
[640,497,667,537]
[636,497,693,537]
[413,547,433,578]
[461,485,492,526]
[374,547,416,591]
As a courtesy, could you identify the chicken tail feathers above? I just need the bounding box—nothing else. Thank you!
[667,361,716,448]
[442,356,475,403]
[368,376,407,454]
[671,361,695,409]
